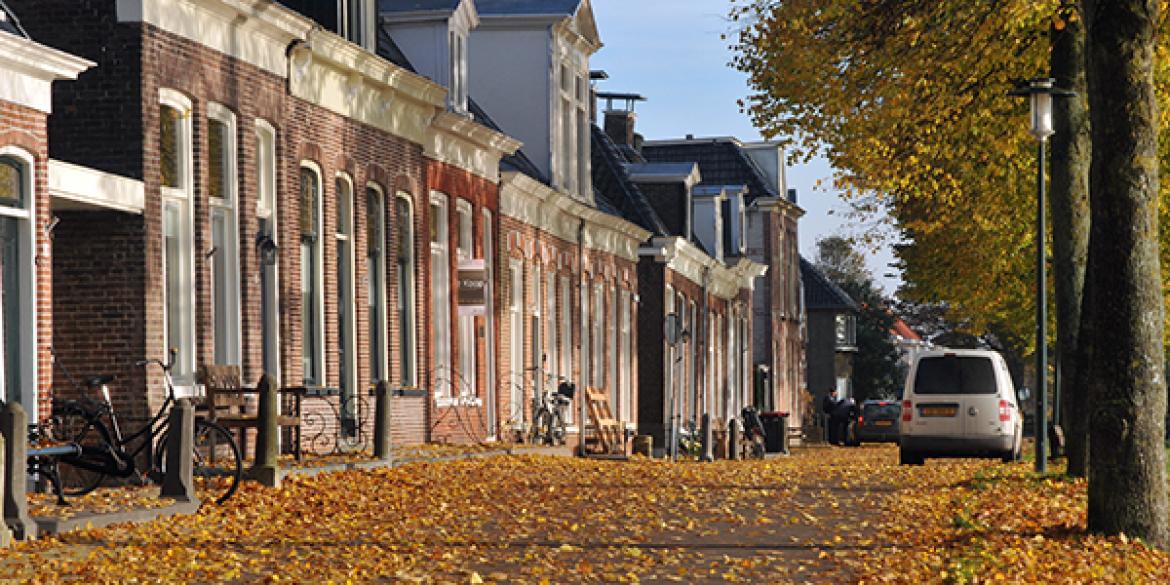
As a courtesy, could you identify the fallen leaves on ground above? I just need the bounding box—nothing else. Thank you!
[28,485,174,520]
[1,445,1168,583]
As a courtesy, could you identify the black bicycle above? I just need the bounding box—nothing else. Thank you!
[51,351,243,505]
[739,405,767,460]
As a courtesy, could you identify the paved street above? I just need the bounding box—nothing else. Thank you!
[2,444,1167,583]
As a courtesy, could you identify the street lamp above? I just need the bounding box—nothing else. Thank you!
[1009,77,1074,474]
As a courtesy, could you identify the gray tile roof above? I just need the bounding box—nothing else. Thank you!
[642,139,779,203]
[475,0,580,16]
[378,0,463,13]
[591,125,669,236]
[801,257,858,311]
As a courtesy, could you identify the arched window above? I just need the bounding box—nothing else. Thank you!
[336,174,356,432]
[429,192,450,396]
[300,163,324,385]
[160,89,196,391]
[255,120,280,379]
[394,193,416,387]
[0,151,34,410]
[208,103,240,367]
[366,185,387,384]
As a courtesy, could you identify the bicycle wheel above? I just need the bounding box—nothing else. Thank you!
[550,412,566,445]
[157,420,242,505]
[51,403,112,496]
[749,434,766,460]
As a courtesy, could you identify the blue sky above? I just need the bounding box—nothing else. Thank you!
[590,0,901,294]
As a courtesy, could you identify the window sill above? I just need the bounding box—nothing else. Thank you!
[435,395,482,408]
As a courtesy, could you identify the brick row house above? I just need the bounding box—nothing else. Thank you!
[4,0,809,456]
[0,12,92,421]
[591,101,769,456]
[10,0,517,449]
[639,136,809,438]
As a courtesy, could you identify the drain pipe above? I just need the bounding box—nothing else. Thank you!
[577,219,587,456]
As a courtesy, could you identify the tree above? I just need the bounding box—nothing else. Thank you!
[1081,0,1169,548]
[814,237,903,402]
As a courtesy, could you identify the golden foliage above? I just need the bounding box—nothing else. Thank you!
[2,447,1167,583]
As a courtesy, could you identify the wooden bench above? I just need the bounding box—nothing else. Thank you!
[197,365,302,460]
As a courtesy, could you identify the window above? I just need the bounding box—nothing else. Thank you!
[0,151,34,411]
[580,273,590,389]
[688,301,697,419]
[665,285,675,421]
[592,282,604,388]
[619,289,632,423]
[835,313,857,348]
[208,105,240,367]
[559,275,571,380]
[395,194,416,386]
[545,270,557,390]
[577,75,591,197]
[366,186,387,383]
[300,165,324,386]
[256,121,279,379]
[532,264,543,382]
[456,200,474,397]
[448,31,467,112]
[508,260,524,424]
[160,90,195,391]
[430,193,451,397]
[336,175,357,431]
[607,283,618,415]
[482,209,496,434]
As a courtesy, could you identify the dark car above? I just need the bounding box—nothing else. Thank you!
[855,400,901,444]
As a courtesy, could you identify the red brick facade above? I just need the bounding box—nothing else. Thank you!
[0,99,54,420]
[498,214,640,448]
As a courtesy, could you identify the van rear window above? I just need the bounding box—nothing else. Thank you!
[913,356,997,395]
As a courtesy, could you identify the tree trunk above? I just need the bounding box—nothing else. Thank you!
[1049,5,1091,478]
[1082,0,1169,548]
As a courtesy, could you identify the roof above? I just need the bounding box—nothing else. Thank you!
[378,0,463,12]
[801,257,858,311]
[474,0,581,15]
[590,124,669,236]
[0,2,28,38]
[468,98,548,183]
[890,318,921,341]
[642,138,779,203]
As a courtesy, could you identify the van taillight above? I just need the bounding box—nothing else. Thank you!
[902,400,912,422]
[999,400,1011,422]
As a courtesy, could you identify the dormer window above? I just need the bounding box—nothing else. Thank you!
[554,59,591,200]
[279,1,372,50]
[448,31,468,113]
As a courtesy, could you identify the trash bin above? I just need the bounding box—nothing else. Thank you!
[760,411,789,453]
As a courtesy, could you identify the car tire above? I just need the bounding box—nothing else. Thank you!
[899,448,924,466]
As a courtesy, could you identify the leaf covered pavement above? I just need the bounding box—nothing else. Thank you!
[1,445,1167,583]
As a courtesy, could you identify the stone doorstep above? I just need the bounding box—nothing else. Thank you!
[33,499,201,537]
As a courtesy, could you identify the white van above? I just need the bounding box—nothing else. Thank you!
[899,349,1023,465]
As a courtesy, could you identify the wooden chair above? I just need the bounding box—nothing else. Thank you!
[197,365,302,460]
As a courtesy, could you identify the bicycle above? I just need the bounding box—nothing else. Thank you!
[51,350,243,505]
[528,374,575,446]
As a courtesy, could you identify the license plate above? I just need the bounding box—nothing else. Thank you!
[874,420,894,427]
[921,406,957,417]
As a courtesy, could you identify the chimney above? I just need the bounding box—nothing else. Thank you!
[596,91,647,148]
[605,110,637,147]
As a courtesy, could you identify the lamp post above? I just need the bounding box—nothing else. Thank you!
[1009,77,1074,474]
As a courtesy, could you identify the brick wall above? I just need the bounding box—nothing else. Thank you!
[498,213,639,445]
[0,99,54,419]
[22,6,432,448]
[424,160,498,444]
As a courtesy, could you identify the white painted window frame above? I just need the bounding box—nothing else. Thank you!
[366,183,388,384]
[159,88,196,394]
[394,192,417,387]
[508,259,524,426]
[430,191,452,399]
[482,208,496,436]
[335,173,357,409]
[455,198,475,397]
[299,161,326,386]
[0,147,37,417]
[255,119,280,382]
[207,103,241,367]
